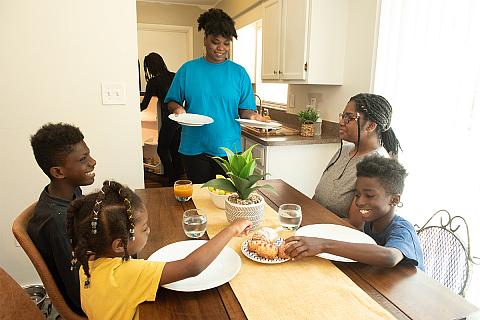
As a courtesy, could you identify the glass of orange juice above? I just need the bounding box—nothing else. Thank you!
[174,180,193,202]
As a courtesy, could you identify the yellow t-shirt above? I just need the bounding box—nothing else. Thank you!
[79,257,165,320]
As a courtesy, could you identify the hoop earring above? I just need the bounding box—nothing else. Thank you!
[397,201,403,208]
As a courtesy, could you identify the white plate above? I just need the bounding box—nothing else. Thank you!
[168,113,214,126]
[235,118,282,129]
[148,240,241,291]
[295,224,377,262]
[241,239,289,264]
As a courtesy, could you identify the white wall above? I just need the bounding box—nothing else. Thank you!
[0,0,144,285]
[136,1,205,58]
[287,0,381,121]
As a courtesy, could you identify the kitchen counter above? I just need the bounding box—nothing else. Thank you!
[241,123,340,196]
[241,128,340,146]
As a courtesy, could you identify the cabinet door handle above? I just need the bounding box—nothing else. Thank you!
[273,70,277,74]
[278,70,283,74]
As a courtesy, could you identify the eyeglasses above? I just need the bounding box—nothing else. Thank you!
[339,112,360,124]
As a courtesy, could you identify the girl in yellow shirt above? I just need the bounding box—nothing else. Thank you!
[66,180,251,320]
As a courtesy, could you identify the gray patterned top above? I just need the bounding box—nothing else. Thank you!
[313,143,389,218]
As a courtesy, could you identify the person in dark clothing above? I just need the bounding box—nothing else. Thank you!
[27,123,96,316]
[141,52,183,186]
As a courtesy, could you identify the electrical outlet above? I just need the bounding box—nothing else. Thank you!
[289,94,295,108]
[310,97,317,107]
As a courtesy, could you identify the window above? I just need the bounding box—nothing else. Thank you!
[233,20,288,106]
[375,0,480,305]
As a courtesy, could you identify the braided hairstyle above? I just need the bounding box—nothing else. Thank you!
[324,93,402,176]
[350,93,401,156]
[66,180,143,288]
[357,155,408,194]
[30,123,84,178]
[197,8,237,40]
[143,52,172,82]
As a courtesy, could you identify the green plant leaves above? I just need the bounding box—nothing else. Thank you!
[202,178,237,192]
[202,144,276,200]
[298,107,319,124]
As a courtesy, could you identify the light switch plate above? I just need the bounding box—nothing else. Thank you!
[101,82,126,105]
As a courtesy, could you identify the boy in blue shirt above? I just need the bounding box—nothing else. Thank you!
[286,156,424,271]
[27,123,96,315]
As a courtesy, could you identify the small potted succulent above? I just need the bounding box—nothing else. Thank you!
[298,107,319,137]
[202,145,275,229]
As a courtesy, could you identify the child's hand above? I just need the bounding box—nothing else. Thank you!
[229,218,253,237]
[284,236,325,260]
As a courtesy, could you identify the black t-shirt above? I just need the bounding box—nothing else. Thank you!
[140,73,178,126]
[27,186,85,316]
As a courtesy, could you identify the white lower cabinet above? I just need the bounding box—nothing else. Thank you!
[243,136,339,197]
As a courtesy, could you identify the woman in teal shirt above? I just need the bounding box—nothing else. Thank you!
[165,8,265,183]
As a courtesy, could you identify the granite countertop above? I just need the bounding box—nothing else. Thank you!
[242,128,340,146]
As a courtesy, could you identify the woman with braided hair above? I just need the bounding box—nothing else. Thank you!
[67,180,251,320]
[313,93,401,228]
[165,8,268,183]
[140,52,183,186]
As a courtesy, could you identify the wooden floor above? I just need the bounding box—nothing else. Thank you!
[144,170,169,188]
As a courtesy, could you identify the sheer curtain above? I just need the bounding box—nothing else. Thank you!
[374,0,480,305]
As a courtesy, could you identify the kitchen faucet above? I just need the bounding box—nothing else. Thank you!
[254,93,262,115]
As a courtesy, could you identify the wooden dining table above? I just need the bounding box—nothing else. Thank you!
[136,179,478,320]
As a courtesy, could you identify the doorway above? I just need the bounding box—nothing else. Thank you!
[137,23,193,186]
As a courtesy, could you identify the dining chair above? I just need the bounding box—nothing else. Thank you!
[0,266,45,320]
[415,209,479,296]
[12,202,87,320]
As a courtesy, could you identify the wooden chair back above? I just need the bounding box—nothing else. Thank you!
[12,202,87,320]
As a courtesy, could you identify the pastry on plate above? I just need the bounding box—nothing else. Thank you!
[255,242,279,259]
[251,227,278,243]
[248,239,265,252]
[278,241,294,259]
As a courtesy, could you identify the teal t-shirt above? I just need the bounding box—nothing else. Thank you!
[165,57,255,156]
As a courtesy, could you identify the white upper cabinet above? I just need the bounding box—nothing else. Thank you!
[261,0,347,84]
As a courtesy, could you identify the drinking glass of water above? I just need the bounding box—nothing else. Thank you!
[278,204,302,230]
[182,209,207,239]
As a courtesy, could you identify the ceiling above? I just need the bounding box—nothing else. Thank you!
[137,0,221,7]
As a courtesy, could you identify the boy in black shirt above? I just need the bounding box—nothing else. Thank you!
[28,123,96,315]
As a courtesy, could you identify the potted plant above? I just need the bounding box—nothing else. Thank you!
[298,107,319,137]
[202,145,275,229]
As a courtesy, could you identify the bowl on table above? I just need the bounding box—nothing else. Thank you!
[207,187,234,209]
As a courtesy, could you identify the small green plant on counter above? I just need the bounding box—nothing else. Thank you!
[298,107,319,124]
[202,145,276,201]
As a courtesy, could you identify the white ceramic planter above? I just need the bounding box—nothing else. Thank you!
[225,194,265,229]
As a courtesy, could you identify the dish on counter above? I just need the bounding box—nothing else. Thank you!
[168,113,214,126]
[295,224,376,262]
[148,240,241,291]
[235,118,282,129]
